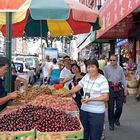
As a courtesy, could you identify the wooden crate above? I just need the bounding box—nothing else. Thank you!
[36,130,83,140]
[36,119,83,140]
[128,88,138,96]
[127,80,139,88]
[0,129,35,140]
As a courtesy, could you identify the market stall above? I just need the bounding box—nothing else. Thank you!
[0,85,83,140]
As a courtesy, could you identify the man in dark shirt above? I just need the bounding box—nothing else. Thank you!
[0,56,19,111]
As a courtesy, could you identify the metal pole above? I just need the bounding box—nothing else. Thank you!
[40,20,44,61]
[5,12,12,92]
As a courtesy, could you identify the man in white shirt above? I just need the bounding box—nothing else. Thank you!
[60,56,73,89]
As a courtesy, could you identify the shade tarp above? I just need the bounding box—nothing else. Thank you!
[77,31,96,52]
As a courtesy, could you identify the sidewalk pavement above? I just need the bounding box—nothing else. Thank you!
[104,96,140,140]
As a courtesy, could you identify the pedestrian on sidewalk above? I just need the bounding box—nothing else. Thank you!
[98,54,107,71]
[41,55,52,85]
[61,58,109,140]
[135,55,140,101]
[103,54,128,131]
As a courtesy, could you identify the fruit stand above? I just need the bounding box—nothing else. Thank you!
[0,85,83,140]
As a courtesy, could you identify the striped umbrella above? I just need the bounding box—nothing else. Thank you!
[0,0,98,37]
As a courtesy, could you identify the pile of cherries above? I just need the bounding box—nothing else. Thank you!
[0,106,81,132]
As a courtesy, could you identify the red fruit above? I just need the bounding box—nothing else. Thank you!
[58,84,63,89]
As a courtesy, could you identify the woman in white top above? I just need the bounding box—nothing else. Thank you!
[61,58,109,140]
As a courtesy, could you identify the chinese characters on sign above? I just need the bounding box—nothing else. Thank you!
[97,0,140,38]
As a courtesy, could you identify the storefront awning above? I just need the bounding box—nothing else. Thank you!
[77,31,111,52]
[97,0,140,39]
[77,31,96,52]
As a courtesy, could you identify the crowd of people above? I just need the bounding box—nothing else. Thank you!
[0,54,130,140]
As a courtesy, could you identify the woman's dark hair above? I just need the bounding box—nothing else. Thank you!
[63,55,70,59]
[71,64,81,72]
[52,58,57,64]
[98,69,104,75]
[85,58,99,69]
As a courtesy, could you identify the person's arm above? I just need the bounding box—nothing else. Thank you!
[42,61,46,68]
[120,68,128,96]
[103,66,108,79]
[59,69,72,85]
[47,65,53,81]
[61,84,81,97]
[0,91,19,105]
[60,77,73,85]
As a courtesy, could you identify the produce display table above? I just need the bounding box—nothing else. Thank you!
[0,85,83,140]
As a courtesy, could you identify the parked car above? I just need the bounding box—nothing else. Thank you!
[13,60,35,84]
[13,55,41,80]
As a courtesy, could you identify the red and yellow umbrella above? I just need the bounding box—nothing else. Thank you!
[0,0,29,11]
[0,0,98,37]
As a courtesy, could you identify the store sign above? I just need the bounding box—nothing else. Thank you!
[102,43,110,51]
[116,39,128,46]
[97,0,140,38]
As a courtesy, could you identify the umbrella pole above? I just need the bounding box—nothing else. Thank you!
[40,20,45,84]
[5,12,12,92]
[40,20,43,61]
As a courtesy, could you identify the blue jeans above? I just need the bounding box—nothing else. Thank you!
[80,110,104,140]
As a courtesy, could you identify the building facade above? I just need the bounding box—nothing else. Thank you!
[79,0,106,9]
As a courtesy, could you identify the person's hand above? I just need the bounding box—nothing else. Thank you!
[81,97,91,104]
[124,90,129,96]
[59,91,71,97]
[8,91,21,100]
[65,77,72,82]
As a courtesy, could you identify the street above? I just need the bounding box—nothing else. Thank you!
[105,96,140,140]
